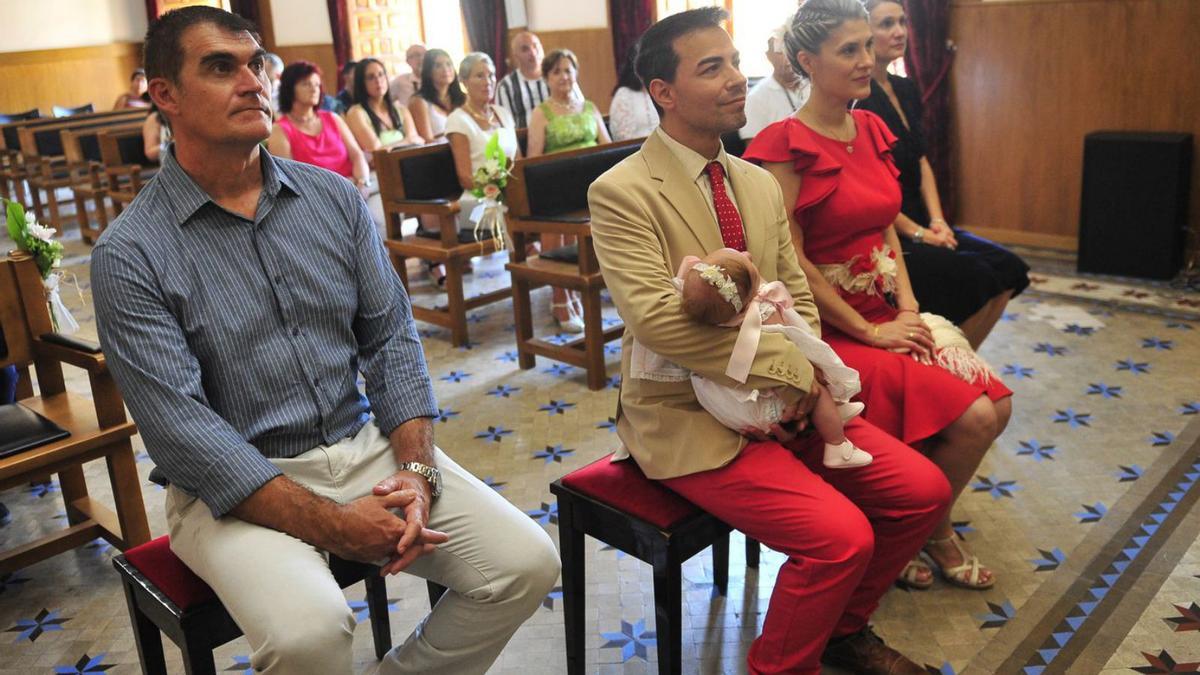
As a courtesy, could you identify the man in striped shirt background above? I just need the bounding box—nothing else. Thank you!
[496,31,548,129]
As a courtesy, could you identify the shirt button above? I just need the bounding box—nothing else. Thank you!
[292,327,300,337]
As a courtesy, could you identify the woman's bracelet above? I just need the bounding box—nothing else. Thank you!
[871,324,880,340]
[930,217,948,226]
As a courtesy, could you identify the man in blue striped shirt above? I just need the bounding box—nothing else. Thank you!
[91,7,558,674]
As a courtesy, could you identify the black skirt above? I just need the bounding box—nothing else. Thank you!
[901,229,1031,324]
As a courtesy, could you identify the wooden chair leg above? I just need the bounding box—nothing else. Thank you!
[511,278,536,370]
[558,499,586,675]
[652,547,683,675]
[581,288,606,391]
[29,181,45,222]
[121,582,168,675]
[106,441,152,547]
[746,537,760,569]
[46,183,62,233]
[58,464,89,525]
[364,572,393,660]
[179,631,218,675]
[444,258,469,347]
[712,535,729,596]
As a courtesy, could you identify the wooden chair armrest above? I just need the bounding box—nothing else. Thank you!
[512,216,593,238]
[386,198,462,216]
[33,333,108,373]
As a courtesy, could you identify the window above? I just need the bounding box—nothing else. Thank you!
[655,0,795,79]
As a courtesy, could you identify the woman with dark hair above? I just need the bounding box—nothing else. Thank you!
[744,0,1012,591]
[409,49,464,141]
[856,0,1029,348]
[141,102,171,164]
[113,69,151,109]
[346,58,424,164]
[609,49,660,141]
[267,61,369,190]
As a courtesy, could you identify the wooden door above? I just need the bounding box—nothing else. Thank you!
[347,0,424,80]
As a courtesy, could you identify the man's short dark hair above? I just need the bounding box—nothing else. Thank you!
[634,6,729,114]
[143,5,261,84]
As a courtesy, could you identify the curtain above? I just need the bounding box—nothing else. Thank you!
[326,0,352,70]
[145,0,159,22]
[904,0,956,221]
[460,0,509,79]
[609,0,655,79]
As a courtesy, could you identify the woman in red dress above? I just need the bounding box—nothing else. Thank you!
[745,0,1012,590]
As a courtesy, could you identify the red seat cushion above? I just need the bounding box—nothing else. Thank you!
[122,535,217,611]
[560,455,701,529]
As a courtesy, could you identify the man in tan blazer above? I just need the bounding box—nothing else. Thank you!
[588,8,949,675]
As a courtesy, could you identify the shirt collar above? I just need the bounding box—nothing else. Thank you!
[157,144,300,226]
[654,126,733,184]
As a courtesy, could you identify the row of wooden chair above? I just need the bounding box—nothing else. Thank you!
[0,108,154,241]
[375,138,640,390]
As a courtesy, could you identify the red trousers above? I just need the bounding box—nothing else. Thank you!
[662,418,950,674]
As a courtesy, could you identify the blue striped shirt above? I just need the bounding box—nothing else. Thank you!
[91,147,438,517]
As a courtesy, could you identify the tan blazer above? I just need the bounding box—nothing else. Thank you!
[588,130,821,480]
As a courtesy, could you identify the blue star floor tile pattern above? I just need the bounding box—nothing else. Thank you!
[2,225,1200,673]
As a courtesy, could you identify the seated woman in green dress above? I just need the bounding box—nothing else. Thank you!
[526,49,612,333]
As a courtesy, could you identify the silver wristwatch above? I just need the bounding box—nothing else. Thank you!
[396,462,443,499]
[912,228,924,244]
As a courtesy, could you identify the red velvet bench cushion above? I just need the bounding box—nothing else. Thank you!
[122,535,217,611]
[559,455,700,529]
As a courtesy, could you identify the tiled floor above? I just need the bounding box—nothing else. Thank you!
[2,205,1199,674]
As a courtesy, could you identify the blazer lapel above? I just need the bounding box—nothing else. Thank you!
[642,133,725,253]
[728,160,771,266]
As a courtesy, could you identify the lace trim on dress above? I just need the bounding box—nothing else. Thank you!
[815,244,899,298]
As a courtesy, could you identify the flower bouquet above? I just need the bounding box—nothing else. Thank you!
[5,199,77,334]
[467,132,512,250]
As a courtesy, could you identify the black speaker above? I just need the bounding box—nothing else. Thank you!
[1078,131,1192,280]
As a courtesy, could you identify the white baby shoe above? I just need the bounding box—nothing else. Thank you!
[837,401,865,421]
[823,439,873,469]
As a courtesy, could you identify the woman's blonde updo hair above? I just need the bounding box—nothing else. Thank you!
[783,0,869,80]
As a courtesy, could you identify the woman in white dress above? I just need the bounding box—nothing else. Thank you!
[607,53,659,141]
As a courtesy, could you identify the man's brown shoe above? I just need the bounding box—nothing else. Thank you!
[821,626,925,675]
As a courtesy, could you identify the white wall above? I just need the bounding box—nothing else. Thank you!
[0,0,146,53]
[524,0,608,31]
[269,0,333,46]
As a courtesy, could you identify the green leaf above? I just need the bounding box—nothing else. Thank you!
[5,199,24,243]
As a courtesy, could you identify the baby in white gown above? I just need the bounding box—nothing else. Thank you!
[677,249,872,469]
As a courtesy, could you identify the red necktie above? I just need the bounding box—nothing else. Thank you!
[704,161,746,251]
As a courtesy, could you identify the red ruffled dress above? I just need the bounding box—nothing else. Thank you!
[744,110,1011,445]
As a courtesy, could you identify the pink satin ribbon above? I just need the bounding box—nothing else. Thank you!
[723,281,794,384]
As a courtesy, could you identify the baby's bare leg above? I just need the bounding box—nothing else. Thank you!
[809,382,847,445]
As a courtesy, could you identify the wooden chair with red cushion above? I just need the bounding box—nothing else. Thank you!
[551,455,760,675]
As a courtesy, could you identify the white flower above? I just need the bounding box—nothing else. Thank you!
[483,159,502,176]
[27,222,57,242]
[695,263,743,313]
[25,211,36,225]
[871,246,897,278]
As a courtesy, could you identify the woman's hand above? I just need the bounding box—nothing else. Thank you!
[926,219,958,249]
[869,317,935,364]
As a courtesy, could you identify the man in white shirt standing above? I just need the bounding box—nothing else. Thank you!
[739,33,810,140]
[497,31,548,129]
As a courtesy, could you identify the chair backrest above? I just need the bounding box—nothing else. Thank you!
[53,103,95,118]
[99,126,152,169]
[21,111,148,159]
[0,254,48,371]
[64,122,143,164]
[2,109,137,153]
[512,138,644,218]
[376,143,461,203]
[0,108,40,124]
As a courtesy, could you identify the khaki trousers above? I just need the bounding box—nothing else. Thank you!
[166,421,560,674]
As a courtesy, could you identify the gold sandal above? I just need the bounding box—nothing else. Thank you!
[924,536,995,590]
[896,555,933,590]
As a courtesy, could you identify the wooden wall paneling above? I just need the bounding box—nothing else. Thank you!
[949,0,1200,252]
[348,0,424,81]
[0,44,143,119]
[274,44,340,89]
[514,28,617,115]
